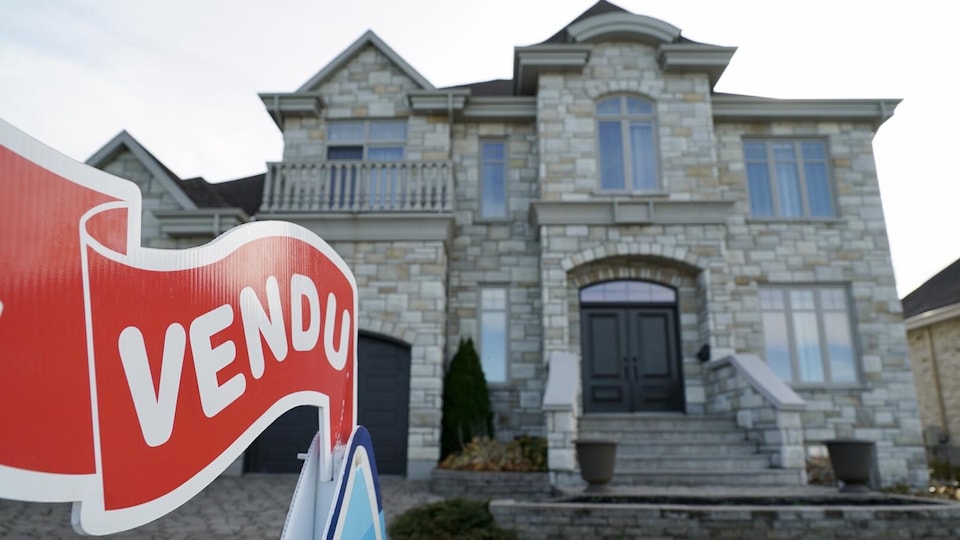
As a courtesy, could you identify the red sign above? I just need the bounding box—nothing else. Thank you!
[0,119,357,534]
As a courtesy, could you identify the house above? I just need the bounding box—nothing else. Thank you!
[89,0,927,487]
[903,259,960,468]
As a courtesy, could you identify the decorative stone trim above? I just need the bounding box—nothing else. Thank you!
[258,92,325,129]
[152,208,249,237]
[462,97,537,121]
[558,241,705,273]
[430,469,552,499]
[254,213,455,245]
[567,12,681,45]
[531,200,734,227]
[658,43,737,86]
[407,89,470,113]
[514,45,591,95]
[711,95,900,124]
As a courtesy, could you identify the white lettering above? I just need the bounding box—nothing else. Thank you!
[240,275,288,379]
[118,324,187,447]
[323,292,351,371]
[290,273,320,352]
[190,304,245,418]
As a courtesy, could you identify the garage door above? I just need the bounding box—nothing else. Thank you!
[244,334,411,474]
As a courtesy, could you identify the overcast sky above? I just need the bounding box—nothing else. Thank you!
[0,0,956,298]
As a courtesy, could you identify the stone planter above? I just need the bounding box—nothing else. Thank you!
[574,439,618,492]
[825,439,875,493]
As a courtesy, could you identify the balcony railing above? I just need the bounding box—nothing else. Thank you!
[260,160,453,213]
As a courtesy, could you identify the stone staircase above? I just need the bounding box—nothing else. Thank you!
[577,413,805,486]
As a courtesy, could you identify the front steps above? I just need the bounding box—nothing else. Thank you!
[577,413,805,486]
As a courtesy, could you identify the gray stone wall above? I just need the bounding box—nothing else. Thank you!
[536,42,718,202]
[330,240,448,478]
[447,122,543,442]
[908,317,960,458]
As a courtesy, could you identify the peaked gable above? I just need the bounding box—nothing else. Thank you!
[297,30,434,92]
[86,131,197,210]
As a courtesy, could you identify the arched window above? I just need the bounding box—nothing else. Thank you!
[595,95,659,192]
[580,280,676,303]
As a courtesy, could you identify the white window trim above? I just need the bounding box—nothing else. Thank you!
[479,286,509,384]
[479,139,509,221]
[759,284,860,385]
[595,94,661,193]
[743,138,836,219]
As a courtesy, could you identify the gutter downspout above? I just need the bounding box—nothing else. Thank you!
[926,327,950,444]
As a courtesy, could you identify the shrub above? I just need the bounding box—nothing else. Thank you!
[387,498,518,540]
[439,436,547,472]
[441,338,493,460]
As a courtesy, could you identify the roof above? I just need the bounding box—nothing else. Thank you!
[88,131,263,215]
[540,0,631,44]
[902,258,960,318]
[445,79,514,97]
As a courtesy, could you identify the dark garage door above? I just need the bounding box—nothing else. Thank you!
[244,334,411,474]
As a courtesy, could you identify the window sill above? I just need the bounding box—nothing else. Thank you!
[746,217,844,224]
[592,190,670,199]
[789,382,865,391]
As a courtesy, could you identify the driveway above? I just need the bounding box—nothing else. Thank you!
[0,475,444,539]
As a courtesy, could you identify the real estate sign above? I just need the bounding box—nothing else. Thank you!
[0,119,375,537]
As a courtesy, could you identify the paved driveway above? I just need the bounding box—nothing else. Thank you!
[0,475,443,539]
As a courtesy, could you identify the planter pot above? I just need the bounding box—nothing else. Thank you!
[825,439,875,493]
[574,439,618,493]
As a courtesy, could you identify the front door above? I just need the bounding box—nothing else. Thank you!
[580,282,684,413]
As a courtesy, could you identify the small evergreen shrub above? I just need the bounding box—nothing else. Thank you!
[387,498,518,540]
[441,338,494,460]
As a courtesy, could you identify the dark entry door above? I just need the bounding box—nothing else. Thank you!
[581,307,683,413]
[244,334,411,474]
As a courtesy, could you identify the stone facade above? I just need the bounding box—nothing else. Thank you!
[89,4,928,486]
[908,316,960,463]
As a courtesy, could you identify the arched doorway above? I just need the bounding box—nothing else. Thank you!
[580,280,684,413]
[244,333,411,474]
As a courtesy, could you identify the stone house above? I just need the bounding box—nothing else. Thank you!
[89,1,927,487]
[903,258,960,468]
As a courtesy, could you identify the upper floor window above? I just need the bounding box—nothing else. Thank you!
[744,140,834,218]
[760,286,857,384]
[480,140,507,219]
[327,120,406,160]
[596,95,659,192]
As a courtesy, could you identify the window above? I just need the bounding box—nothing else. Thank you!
[479,288,508,383]
[480,141,507,219]
[580,280,676,303]
[744,140,834,218]
[760,286,857,384]
[327,120,406,160]
[326,120,406,209]
[596,95,659,191]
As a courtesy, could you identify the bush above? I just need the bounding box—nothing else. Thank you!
[439,436,547,472]
[387,498,518,540]
[441,338,494,460]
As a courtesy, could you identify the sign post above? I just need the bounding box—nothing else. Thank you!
[0,119,383,537]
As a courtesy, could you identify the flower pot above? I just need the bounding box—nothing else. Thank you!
[574,439,618,492]
[825,439,875,493]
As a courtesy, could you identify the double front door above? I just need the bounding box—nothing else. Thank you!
[581,306,683,413]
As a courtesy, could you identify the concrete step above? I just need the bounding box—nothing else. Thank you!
[610,469,806,487]
[615,454,772,472]
[578,429,749,444]
[579,414,740,432]
[609,441,758,456]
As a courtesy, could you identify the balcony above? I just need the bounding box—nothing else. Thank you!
[260,160,453,214]
[257,160,455,244]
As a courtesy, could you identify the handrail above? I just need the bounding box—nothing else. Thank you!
[261,160,454,213]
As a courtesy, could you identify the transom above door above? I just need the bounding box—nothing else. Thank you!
[580,280,684,413]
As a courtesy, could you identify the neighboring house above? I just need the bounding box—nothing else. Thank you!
[903,258,960,467]
[90,1,927,487]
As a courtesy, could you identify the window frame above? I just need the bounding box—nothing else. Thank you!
[759,285,861,386]
[594,94,661,193]
[478,286,509,384]
[326,119,407,161]
[479,139,508,221]
[743,138,837,220]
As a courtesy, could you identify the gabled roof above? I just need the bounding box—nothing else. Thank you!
[902,257,960,318]
[87,132,264,215]
[86,131,197,210]
[296,30,434,92]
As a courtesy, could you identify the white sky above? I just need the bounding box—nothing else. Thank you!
[1,0,957,298]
